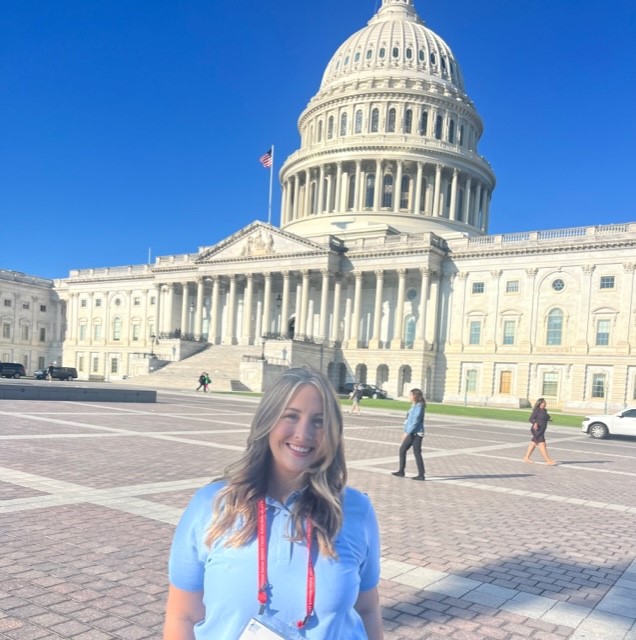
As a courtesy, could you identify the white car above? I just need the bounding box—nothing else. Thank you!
[581,408,636,439]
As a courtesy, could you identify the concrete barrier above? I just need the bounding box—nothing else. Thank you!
[0,382,156,403]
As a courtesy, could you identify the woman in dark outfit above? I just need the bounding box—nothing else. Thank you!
[523,397,557,465]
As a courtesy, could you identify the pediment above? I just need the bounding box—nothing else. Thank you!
[196,221,328,263]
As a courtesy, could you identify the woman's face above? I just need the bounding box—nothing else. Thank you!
[268,384,325,486]
[410,391,416,402]
[540,401,547,409]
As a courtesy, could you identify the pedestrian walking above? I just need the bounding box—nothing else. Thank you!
[196,372,207,392]
[203,372,211,392]
[523,397,557,465]
[392,388,426,480]
[164,367,383,639]
[349,383,363,415]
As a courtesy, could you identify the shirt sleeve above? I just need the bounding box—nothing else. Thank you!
[168,484,217,592]
[404,404,422,434]
[358,495,381,592]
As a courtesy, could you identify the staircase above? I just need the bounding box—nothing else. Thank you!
[121,343,265,392]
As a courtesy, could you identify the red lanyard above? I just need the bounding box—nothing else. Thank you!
[257,497,315,629]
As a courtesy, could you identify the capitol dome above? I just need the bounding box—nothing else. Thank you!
[279,0,495,241]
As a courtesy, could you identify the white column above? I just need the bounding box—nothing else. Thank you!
[449,169,459,221]
[262,273,272,336]
[325,171,333,213]
[281,272,290,337]
[394,269,406,348]
[334,162,343,212]
[330,274,342,343]
[293,176,300,220]
[241,273,254,344]
[194,278,204,340]
[165,283,175,335]
[210,277,219,344]
[294,276,302,337]
[432,165,442,217]
[372,270,384,347]
[350,271,363,346]
[225,275,237,344]
[462,177,472,223]
[373,160,382,210]
[319,270,329,340]
[180,283,190,335]
[473,182,483,227]
[354,160,362,211]
[416,268,430,349]
[317,166,325,214]
[152,285,161,337]
[299,270,310,337]
[413,162,423,214]
[393,162,402,212]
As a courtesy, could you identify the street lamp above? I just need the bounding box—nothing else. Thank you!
[150,333,157,356]
[259,335,266,361]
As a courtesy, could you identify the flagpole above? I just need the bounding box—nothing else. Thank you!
[267,145,275,225]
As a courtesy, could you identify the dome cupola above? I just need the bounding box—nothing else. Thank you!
[279,0,495,241]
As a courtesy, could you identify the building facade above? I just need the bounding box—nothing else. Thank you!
[10,0,636,411]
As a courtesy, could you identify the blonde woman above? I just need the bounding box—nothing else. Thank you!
[164,367,383,640]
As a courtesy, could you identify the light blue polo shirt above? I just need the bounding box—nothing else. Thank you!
[168,481,381,639]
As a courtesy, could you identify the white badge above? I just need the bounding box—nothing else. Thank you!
[237,617,289,640]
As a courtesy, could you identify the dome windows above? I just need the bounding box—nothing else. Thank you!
[406,47,412,60]
[366,49,373,60]
[435,115,443,140]
[354,110,363,134]
[371,108,379,133]
[392,47,399,58]
[344,55,350,66]
[449,119,455,144]
[430,52,437,66]
[387,108,396,133]
[419,49,425,61]
[379,47,386,59]
[340,112,348,136]
[354,51,361,62]
[327,116,334,139]
[404,109,413,134]
[420,111,428,136]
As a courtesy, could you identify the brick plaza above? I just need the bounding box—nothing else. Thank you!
[1,390,635,639]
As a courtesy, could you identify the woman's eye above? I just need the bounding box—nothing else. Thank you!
[313,418,324,428]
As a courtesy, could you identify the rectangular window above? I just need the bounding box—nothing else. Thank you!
[95,298,102,307]
[591,373,606,398]
[499,371,512,394]
[132,324,140,341]
[94,324,102,340]
[599,276,615,289]
[595,319,611,346]
[502,320,515,345]
[466,370,478,393]
[79,324,87,341]
[22,302,30,310]
[39,327,46,342]
[21,325,29,341]
[472,282,484,294]
[111,358,118,374]
[80,299,87,308]
[3,299,11,307]
[133,297,141,306]
[150,296,156,305]
[23,355,28,368]
[469,321,481,345]
[542,372,559,396]
[78,356,85,372]
[40,305,47,312]
[92,357,99,373]
[38,356,45,370]
[505,280,519,293]
[2,323,10,339]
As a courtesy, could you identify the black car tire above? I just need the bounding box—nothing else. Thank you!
[589,422,609,439]
[13,372,21,379]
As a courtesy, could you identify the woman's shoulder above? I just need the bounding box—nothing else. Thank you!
[341,486,374,513]
[187,479,227,511]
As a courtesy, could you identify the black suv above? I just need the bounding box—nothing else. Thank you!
[0,362,27,378]
[341,382,388,399]
[34,366,78,381]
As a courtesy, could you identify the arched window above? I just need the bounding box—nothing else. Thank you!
[347,174,356,209]
[365,174,375,208]
[448,119,455,143]
[340,112,347,136]
[404,109,413,134]
[435,115,443,140]
[459,124,465,146]
[400,175,410,209]
[366,49,373,60]
[405,47,412,60]
[112,317,121,341]
[371,108,379,132]
[419,111,428,136]
[546,309,563,345]
[430,52,436,65]
[387,108,396,133]
[354,110,363,134]
[322,177,329,212]
[457,190,464,221]
[317,120,323,142]
[382,174,393,208]
[404,316,416,348]
[327,116,334,139]
[379,47,385,59]
[310,182,317,214]
[392,47,399,58]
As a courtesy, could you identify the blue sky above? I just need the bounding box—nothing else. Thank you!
[3,0,635,279]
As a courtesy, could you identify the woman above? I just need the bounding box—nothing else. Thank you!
[523,397,557,465]
[392,388,426,481]
[165,367,383,640]
[349,383,363,415]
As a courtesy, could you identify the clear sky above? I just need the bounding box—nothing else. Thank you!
[3,0,635,279]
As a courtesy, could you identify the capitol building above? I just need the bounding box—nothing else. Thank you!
[2,0,635,412]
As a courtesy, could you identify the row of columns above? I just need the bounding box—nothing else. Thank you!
[282,159,491,230]
[155,268,441,349]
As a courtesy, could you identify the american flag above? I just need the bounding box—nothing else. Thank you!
[259,149,272,168]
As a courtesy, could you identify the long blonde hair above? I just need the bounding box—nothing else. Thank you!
[205,367,347,557]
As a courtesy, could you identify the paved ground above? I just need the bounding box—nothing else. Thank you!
[1,390,635,640]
